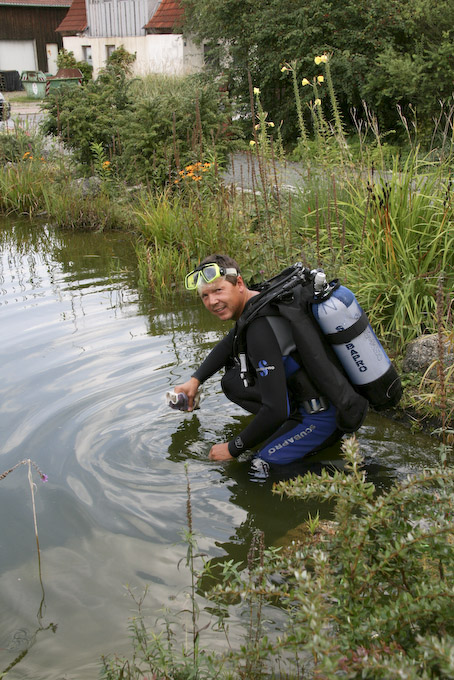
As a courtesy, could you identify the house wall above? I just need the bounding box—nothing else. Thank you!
[63,34,204,77]
[86,0,159,37]
[0,6,67,72]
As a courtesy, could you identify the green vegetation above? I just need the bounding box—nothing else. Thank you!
[41,49,236,186]
[101,437,454,678]
[1,50,452,428]
[1,43,454,678]
[182,0,454,142]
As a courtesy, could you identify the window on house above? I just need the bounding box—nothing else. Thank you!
[106,45,116,60]
[82,46,93,65]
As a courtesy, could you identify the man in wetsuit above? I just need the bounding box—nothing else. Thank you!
[174,254,342,469]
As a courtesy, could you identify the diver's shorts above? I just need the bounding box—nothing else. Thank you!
[256,404,340,465]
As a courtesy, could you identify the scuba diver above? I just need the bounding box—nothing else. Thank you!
[173,254,401,477]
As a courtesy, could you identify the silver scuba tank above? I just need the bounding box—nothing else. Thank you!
[311,271,402,410]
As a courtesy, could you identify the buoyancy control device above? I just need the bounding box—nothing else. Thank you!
[233,263,402,428]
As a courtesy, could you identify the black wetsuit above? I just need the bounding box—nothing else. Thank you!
[193,311,340,465]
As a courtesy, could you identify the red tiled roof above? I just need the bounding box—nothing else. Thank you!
[0,0,71,6]
[56,0,87,33]
[144,0,184,32]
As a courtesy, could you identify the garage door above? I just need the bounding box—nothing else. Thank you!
[0,40,37,73]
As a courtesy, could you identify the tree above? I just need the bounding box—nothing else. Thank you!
[182,0,454,137]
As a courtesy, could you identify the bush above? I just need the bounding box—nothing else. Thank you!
[41,63,134,168]
[101,437,454,678]
[42,65,238,188]
[119,73,237,186]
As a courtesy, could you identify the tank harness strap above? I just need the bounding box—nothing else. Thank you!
[323,311,369,345]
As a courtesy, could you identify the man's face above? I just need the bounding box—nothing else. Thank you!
[199,276,245,321]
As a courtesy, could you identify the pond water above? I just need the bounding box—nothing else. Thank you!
[0,220,442,679]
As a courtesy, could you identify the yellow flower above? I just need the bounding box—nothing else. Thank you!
[249,140,256,146]
[268,121,275,127]
[193,176,202,181]
[253,87,260,95]
[302,78,310,86]
[204,162,211,167]
[314,56,322,65]
[315,98,322,106]
[317,75,324,83]
[102,160,110,168]
[22,152,31,159]
[320,54,329,63]
[281,66,288,72]
[174,179,180,184]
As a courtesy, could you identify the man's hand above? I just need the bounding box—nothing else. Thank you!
[174,377,200,411]
[209,442,233,461]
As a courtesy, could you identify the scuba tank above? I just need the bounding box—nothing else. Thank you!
[311,271,402,410]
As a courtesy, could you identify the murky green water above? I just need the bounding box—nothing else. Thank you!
[0,220,442,679]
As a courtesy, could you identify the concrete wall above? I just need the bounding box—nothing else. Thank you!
[63,34,203,78]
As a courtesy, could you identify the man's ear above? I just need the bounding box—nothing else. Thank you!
[236,275,246,291]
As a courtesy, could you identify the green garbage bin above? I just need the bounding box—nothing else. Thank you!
[45,68,83,95]
[21,71,47,98]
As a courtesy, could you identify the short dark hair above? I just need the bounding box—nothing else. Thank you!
[199,254,240,285]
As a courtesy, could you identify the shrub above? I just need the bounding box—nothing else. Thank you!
[118,73,237,186]
[101,437,454,678]
[41,63,134,168]
[41,66,238,188]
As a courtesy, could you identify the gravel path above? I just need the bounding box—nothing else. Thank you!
[222,151,306,192]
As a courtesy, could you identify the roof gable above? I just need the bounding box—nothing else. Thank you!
[56,0,87,33]
[144,0,184,33]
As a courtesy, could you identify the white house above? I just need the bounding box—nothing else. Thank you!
[56,0,204,77]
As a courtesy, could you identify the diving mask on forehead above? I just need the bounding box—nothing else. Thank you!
[185,263,238,290]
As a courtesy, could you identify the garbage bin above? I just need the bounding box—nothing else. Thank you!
[21,71,47,98]
[45,68,83,95]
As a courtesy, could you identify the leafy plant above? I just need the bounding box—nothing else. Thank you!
[101,437,454,678]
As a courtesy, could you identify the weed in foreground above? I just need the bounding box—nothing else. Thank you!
[101,436,454,678]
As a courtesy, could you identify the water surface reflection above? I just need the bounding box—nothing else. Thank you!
[0,220,441,678]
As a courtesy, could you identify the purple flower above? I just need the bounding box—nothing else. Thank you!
[41,474,48,483]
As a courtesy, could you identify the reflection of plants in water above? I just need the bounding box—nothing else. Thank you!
[101,464,216,679]
[0,459,57,677]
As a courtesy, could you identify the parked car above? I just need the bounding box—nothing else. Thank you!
[0,93,11,120]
